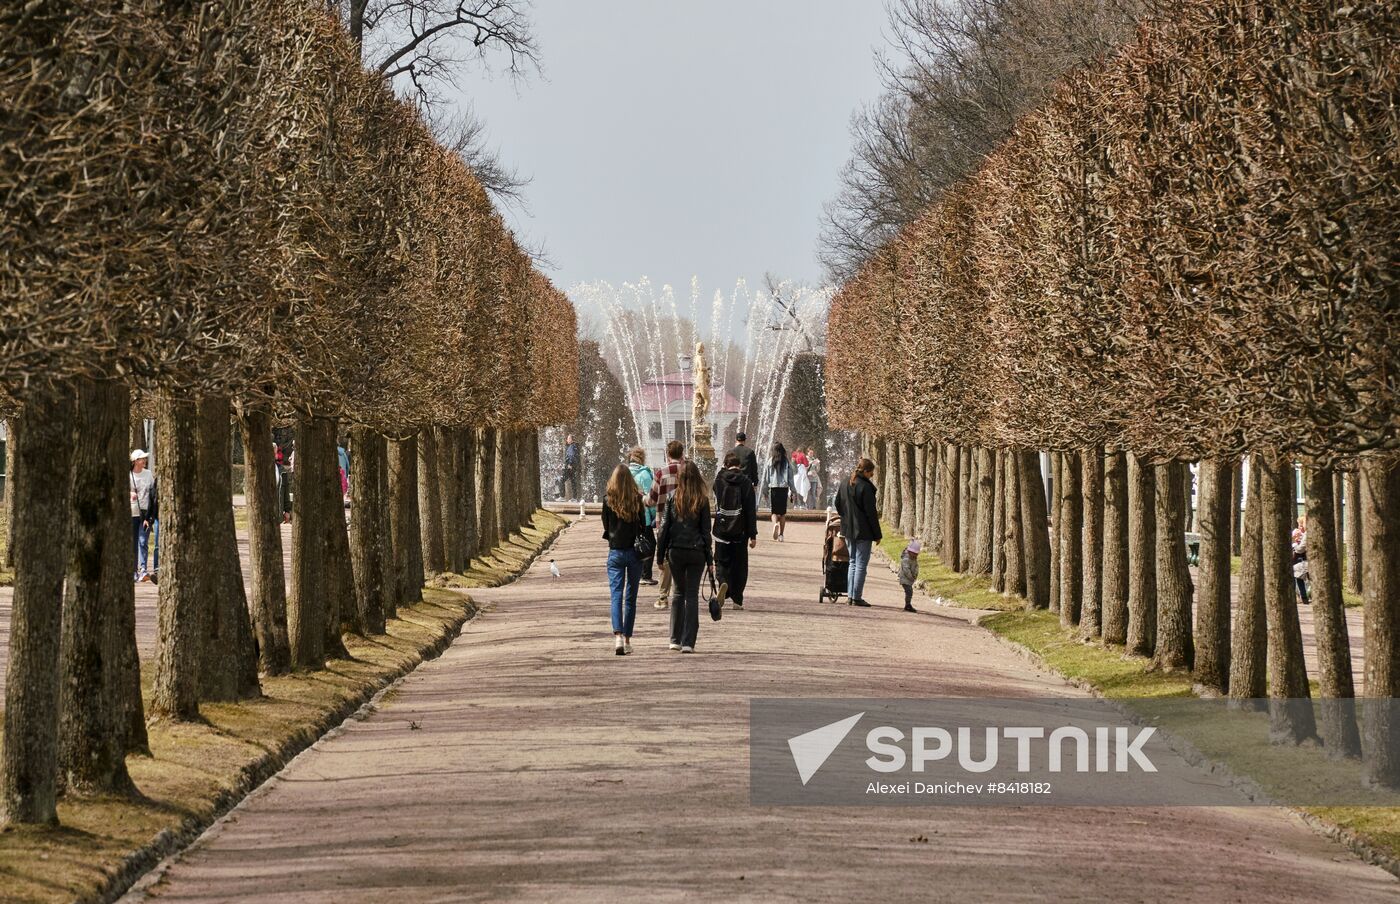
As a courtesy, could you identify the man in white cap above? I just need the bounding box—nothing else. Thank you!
[130,449,156,582]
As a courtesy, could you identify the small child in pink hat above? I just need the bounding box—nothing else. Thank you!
[898,538,921,613]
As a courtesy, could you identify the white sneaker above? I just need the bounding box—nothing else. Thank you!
[680,646,694,654]
[623,639,633,655]
[668,642,681,651]
[614,637,625,656]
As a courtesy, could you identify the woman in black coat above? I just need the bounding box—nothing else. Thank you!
[655,461,713,653]
[835,457,880,607]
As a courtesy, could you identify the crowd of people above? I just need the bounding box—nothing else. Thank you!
[595,434,923,657]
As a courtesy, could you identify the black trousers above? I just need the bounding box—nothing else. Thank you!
[668,548,706,648]
[715,539,749,606]
[640,524,656,580]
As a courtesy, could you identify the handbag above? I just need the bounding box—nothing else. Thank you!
[705,564,726,621]
[634,523,655,559]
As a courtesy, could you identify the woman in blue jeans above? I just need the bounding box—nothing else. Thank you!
[835,457,881,607]
[602,463,646,655]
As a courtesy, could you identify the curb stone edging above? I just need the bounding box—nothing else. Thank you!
[89,514,570,904]
[975,613,1400,882]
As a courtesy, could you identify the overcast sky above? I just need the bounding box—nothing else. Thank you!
[450,0,889,296]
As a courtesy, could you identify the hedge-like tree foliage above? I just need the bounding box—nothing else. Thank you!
[828,0,1398,460]
[0,0,577,429]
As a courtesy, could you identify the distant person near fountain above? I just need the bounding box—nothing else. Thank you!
[767,442,791,541]
[561,434,579,500]
[805,447,824,508]
[645,439,687,609]
[730,431,758,487]
[791,447,810,510]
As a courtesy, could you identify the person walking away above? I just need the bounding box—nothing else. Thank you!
[713,452,757,609]
[791,448,811,511]
[602,463,646,655]
[767,442,792,541]
[835,457,881,607]
[279,442,295,523]
[130,449,156,582]
[731,431,759,488]
[627,447,658,585]
[562,434,580,501]
[898,537,921,613]
[645,439,687,608]
[1291,515,1310,605]
[806,447,824,509]
[656,461,713,653]
[337,441,350,500]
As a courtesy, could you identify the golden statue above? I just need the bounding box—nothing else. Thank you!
[692,341,711,425]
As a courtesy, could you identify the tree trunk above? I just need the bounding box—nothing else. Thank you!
[1259,452,1316,745]
[1230,457,1244,557]
[1305,466,1361,758]
[323,452,353,657]
[151,394,202,719]
[1229,459,1267,707]
[959,446,974,571]
[349,426,387,635]
[1333,470,1345,569]
[886,440,903,532]
[927,442,942,551]
[390,434,422,606]
[1049,452,1061,614]
[914,443,927,544]
[1153,460,1194,672]
[1,382,75,824]
[494,428,511,543]
[59,379,137,796]
[871,436,887,513]
[418,429,445,574]
[1194,459,1232,694]
[1360,455,1400,788]
[1079,446,1104,639]
[1125,453,1157,658]
[1002,451,1025,599]
[477,428,498,553]
[289,416,329,670]
[2,417,14,569]
[1017,449,1051,608]
[1059,451,1083,627]
[196,397,260,703]
[1344,469,1362,595]
[239,406,289,676]
[434,427,462,572]
[1101,450,1130,645]
[991,449,1005,592]
[941,444,960,569]
[460,428,479,564]
[972,447,995,575]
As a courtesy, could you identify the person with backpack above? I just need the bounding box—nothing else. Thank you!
[602,463,646,656]
[627,447,658,584]
[655,461,713,653]
[712,451,757,609]
[645,439,687,609]
[835,456,881,607]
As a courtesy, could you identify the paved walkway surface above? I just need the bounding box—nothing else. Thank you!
[126,519,1393,903]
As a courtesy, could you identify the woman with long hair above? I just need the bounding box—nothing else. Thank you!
[602,463,646,655]
[656,461,713,653]
[767,442,791,541]
[834,456,881,607]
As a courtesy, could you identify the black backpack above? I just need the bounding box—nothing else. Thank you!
[713,472,747,543]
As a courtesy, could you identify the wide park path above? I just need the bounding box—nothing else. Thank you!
[107,519,1395,901]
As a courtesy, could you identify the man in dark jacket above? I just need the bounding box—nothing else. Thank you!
[561,434,579,500]
[712,452,758,609]
[835,457,881,607]
[730,432,759,487]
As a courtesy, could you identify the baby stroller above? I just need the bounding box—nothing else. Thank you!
[819,510,850,604]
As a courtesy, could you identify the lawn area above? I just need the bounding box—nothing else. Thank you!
[878,523,1020,611]
[981,607,1400,867]
[0,509,566,904]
